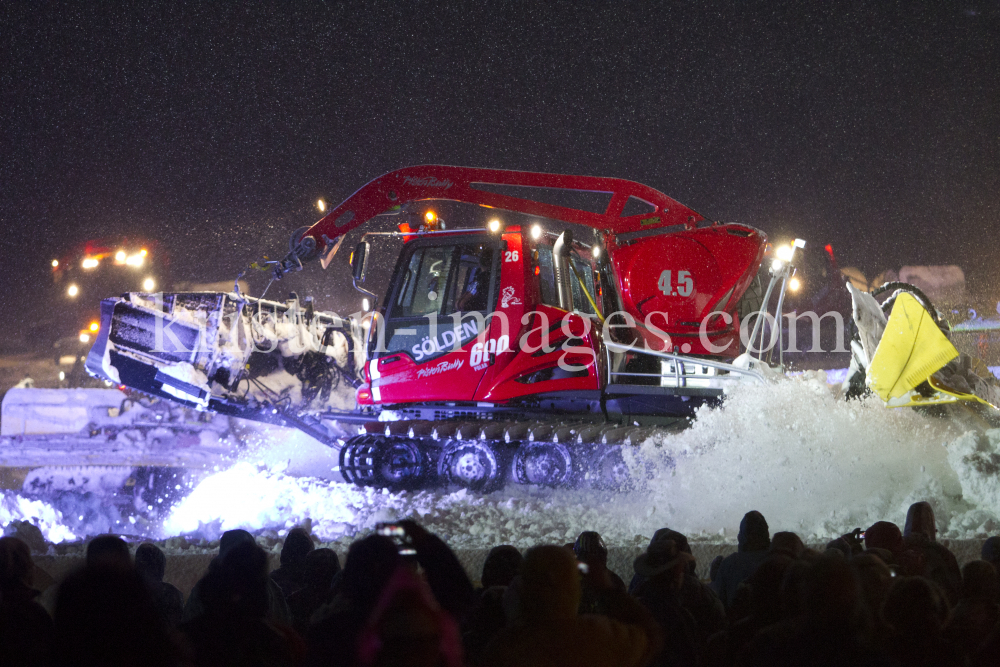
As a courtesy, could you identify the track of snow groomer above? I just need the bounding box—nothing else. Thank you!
[6,371,1000,554]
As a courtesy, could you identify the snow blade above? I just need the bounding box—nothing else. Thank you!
[868,292,958,402]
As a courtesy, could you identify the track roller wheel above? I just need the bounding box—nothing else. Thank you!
[339,434,381,486]
[589,445,632,490]
[439,440,501,491]
[512,442,573,486]
[375,438,429,490]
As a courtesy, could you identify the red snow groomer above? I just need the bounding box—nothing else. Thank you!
[87,166,773,490]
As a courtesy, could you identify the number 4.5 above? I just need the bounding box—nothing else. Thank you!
[658,270,693,297]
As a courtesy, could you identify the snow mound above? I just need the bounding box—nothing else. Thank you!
[630,373,979,542]
[1,491,76,543]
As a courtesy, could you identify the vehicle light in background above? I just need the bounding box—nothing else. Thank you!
[82,257,99,269]
[317,198,326,212]
[139,248,148,257]
[592,245,601,259]
[67,284,79,297]
[143,277,155,291]
[51,259,59,268]
[362,298,371,311]
[789,277,801,292]
[88,321,100,333]
[126,254,144,267]
[58,371,65,381]
[530,224,542,240]
[776,244,794,262]
[488,218,502,233]
[79,333,90,343]
[424,211,437,224]
[115,250,127,263]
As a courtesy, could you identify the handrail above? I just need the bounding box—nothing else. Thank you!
[604,340,767,385]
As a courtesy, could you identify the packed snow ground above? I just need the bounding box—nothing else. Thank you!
[6,371,1000,549]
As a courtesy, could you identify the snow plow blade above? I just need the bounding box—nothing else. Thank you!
[83,291,365,441]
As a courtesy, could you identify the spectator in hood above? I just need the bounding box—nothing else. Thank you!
[308,521,473,667]
[631,538,701,667]
[54,559,178,667]
[711,511,771,608]
[180,540,302,667]
[0,536,54,667]
[287,548,341,634]
[85,534,131,568]
[573,531,626,616]
[483,545,660,667]
[631,528,726,643]
[271,527,315,598]
[135,543,183,629]
[944,561,999,661]
[479,545,522,590]
[981,536,1000,570]
[357,565,464,667]
[183,529,291,625]
[903,501,961,604]
[770,532,805,559]
[881,575,961,667]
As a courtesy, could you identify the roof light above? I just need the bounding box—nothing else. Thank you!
[51,259,59,268]
[82,257,99,269]
[142,277,155,291]
[67,284,79,297]
[88,321,100,332]
[424,211,437,224]
[488,219,502,233]
[530,224,542,240]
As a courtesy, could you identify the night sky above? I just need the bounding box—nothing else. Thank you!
[3,1,998,346]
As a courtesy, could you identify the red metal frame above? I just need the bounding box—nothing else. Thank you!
[304,165,707,250]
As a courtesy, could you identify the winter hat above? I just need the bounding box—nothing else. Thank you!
[280,527,315,566]
[903,501,937,542]
[738,511,770,552]
[135,543,167,582]
[481,545,522,589]
[219,529,255,558]
[520,545,581,620]
[982,536,1000,567]
[865,521,904,554]
[573,532,607,562]
[633,539,695,578]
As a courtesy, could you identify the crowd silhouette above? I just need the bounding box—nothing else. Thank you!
[2,500,1000,666]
